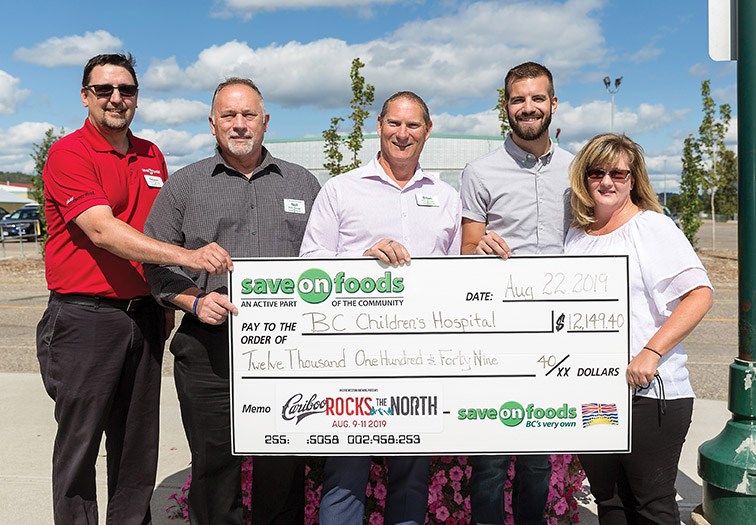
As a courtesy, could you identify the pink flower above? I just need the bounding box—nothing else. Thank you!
[433,470,448,485]
[167,454,587,524]
[304,503,317,525]
[449,466,464,482]
[552,498,568,515]
[374,481,387,501]
[435,505,450,521]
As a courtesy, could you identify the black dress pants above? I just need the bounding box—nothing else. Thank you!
[579,396,693,525]
[36,295,164,525]
[172,315,305,525]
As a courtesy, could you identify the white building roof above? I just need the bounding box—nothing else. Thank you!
[264,134,504,189]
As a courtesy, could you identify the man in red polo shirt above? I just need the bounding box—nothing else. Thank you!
[36,53,232,524]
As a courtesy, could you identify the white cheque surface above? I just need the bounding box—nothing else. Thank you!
[228,255,631,455]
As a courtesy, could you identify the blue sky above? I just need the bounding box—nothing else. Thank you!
[0,0,737,192]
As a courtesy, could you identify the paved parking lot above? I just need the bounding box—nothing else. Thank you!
[0,221,741,400]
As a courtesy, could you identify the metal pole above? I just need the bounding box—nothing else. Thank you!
[736,0,756,364]
[663,159,668,206]
[603,76,621,132]
[610,92,615,132]
[699,0,756,521]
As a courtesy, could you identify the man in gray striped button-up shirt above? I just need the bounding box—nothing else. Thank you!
[144,77,321,525]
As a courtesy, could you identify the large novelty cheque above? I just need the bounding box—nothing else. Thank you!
[228,255,631,455]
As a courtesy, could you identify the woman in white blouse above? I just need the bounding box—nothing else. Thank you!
[564,133,713,524]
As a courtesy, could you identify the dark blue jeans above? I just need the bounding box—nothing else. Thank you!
[320,456,430,524]
[470,455,551,525]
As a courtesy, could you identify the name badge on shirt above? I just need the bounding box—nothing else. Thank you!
[284,198,306,214]
[144,175,164,188]
[415,194,440,207]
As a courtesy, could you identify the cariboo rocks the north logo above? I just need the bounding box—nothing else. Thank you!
[281,393,328,423]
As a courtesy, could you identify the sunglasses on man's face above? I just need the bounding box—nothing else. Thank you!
[585,168,631,182]
[84,84,138,98]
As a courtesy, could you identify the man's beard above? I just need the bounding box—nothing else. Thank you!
[226,136,256,157]
[100,111,129,132]
[509,110,552,142]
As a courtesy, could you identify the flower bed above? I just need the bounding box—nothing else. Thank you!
[167,454,585,524]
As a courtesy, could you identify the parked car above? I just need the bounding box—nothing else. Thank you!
[662,206,682,229]
[0,206,9,219]
[0,206,41,240]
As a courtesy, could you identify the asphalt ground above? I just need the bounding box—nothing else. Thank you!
[0,221,740,401]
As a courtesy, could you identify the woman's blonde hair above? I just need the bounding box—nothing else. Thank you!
[570,133,662,228]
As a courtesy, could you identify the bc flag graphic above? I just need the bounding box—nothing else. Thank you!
[582,403,619,427]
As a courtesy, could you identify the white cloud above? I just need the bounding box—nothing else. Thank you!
[645,152,686,194]
[135,129,216,173]
[137,97,211,126]
[144,0,608,108]
[0,122,59,173]
[0,70,30,114]
[662,137,687,156]
[624,41,662,63]
[13,30,123,67]
[218,0,401,19]
[725,116,737,145]
[712,83,736,106]
[688,62,709,77]
[553,100,688,142]
[645,154,680,173]
[429,97,689,156]
[431,109,500,136]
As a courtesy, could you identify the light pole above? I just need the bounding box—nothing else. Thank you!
[698,1,756,521]
[662,158,667,206]
[603,76,623,132]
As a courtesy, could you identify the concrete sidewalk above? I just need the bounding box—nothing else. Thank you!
[0,373,191,524]
[0,372,731,524]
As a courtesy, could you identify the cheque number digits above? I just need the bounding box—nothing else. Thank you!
[306,435,340,445]
[264,434,290,445]
[347,434,421,445]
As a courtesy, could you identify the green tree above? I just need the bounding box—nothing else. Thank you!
[665,193,682,214]
[713,148,738,218]
[494,87,512,138]
[694,79,734,249]
[322,117,345,176]
[322,58,375,176]
[704,149,738,217]
[679,135,703,247]
[29,127,65,253]
[0,171,35,184]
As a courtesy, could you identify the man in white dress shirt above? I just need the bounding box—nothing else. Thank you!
[300,91,461,525]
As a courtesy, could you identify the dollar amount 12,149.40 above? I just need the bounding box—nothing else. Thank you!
[561,312,625,331]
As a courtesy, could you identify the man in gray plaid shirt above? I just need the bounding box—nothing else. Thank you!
[144,77,321,524]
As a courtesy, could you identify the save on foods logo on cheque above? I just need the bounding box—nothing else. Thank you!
[227,256,632,455]
[239,268,405,305]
